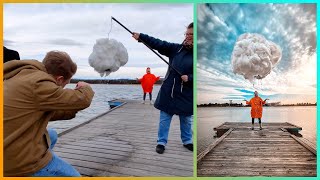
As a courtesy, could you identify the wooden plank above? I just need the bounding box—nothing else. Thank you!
[198,122,316,177]
[198,167,316,176]
[208,152,314,156]
[214,122,302,130]
[55,142,191,157]
[286,122,302,130]
[197,128,233,162]
[200,157,316,163]
[200,162,317,170]
[58,134,185,147]
[64,158,171,176]
[55,144,191,160]
[58,102,127,137]
[55,147,191,165]
[290,135,317,155]
[72,166,105,176]
[52,100,192,176]
[56,151,192,172]
[212,146,312,152]
[58,136,190,151]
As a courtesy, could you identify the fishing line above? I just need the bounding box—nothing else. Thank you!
[107,18,113,39]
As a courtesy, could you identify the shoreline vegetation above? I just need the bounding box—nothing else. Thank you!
[198,102,317,107]
[70,78,163,85]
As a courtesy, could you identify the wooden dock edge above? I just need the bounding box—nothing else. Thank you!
[213,122,230,137]
[290,135,317,156]
[197,128,234,163]
[213,122,228,131]
[286,122,303,130]
[57,101,127,137]
[285,122,303,137]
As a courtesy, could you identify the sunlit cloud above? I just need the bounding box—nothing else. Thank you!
[197,3,316,104]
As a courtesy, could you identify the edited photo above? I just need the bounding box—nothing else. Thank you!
[197,3,316,177]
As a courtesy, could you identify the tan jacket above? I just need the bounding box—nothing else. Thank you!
[4,60,94,176]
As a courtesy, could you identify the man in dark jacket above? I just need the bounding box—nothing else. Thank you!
[4,46,20,63]
[133,23,193,154]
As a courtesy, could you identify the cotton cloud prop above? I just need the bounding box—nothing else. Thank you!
[89,38,128,77]
[231,33,282,82]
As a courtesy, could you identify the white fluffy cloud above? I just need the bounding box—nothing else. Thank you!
[89,38,128,77]
[231,33,282,82]
[4,4,193,79]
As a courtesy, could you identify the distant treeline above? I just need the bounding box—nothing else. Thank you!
[198,102,317,107]
[70,78,163,84]
[198,103,244,107]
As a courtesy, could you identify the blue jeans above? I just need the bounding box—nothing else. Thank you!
[32,128,81,177]
[157,111,193,146]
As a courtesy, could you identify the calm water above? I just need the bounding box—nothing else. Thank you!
[68,83,160,119]
[48,84,160,132]
[197,106,317,154]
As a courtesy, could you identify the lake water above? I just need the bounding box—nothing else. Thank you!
[197,106,317,154]
[48,84,160,133]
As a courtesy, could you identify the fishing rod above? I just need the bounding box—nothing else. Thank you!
[111,16,183,76]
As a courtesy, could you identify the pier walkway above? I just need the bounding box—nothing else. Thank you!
[197,122,316,177]
[52,100,193,177]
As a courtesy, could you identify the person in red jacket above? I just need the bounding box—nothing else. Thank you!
[244,91,269,130]
[138,67,160,104]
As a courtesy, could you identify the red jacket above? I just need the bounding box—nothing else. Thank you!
[139,73,159,93]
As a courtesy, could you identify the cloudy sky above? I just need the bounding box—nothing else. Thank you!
[4,3,192,79]
[197,3,316,104]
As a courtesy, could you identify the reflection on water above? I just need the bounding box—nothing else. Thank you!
[197,106,316,154]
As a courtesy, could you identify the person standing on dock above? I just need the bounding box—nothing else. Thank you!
[137,67,160,104]
[4,51,94,177]
[244,91,269,130]
[132,22,193,154]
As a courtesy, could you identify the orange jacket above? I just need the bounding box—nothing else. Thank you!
[246,97,265,118]
[139,73,159,93]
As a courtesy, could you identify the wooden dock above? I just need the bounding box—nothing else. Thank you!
[197,122,316,177]
[52,100,193,177]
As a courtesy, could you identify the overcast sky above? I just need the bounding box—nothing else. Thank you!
[4,3,193,79]
[197,3,316,104]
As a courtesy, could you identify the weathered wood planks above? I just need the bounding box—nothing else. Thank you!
[52,100,193,177]
[198,122,316,177]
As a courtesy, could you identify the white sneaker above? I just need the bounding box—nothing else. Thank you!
[150,101,154,105]
[141,101,145,104]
